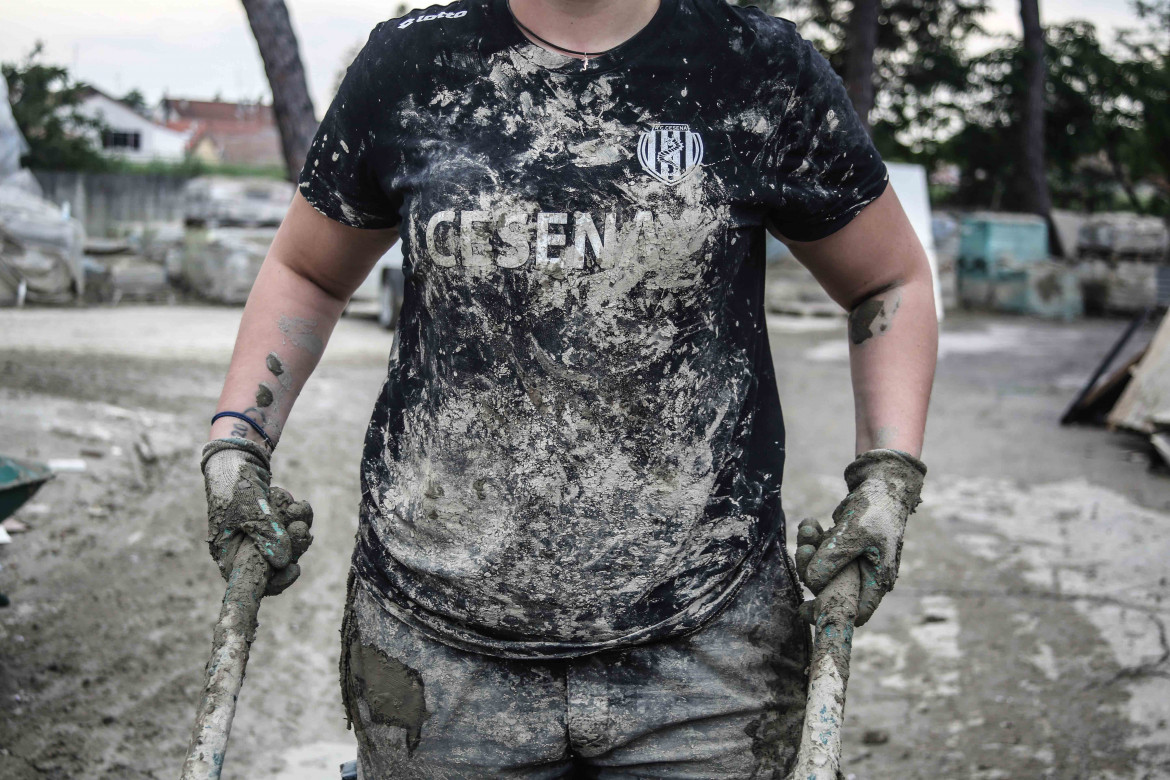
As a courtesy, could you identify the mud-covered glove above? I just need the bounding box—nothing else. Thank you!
[201,438,314,596]
[796,449,926,627]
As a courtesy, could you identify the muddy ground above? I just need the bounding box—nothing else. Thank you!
[0,305,1167,779]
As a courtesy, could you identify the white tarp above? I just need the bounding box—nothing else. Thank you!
[0,77,29,178]
[0,175,86,303]
[0,77,87,304]
[886,163,944,321]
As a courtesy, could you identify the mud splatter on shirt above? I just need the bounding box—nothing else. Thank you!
[299,0,887,659]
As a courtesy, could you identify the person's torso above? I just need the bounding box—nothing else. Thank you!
[351,0,803,655]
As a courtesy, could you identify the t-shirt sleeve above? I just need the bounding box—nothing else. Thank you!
[297,24,401,230]
[763,33,888,243]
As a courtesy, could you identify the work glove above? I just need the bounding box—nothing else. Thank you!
[795,449,926,627]
[201,438,314,596]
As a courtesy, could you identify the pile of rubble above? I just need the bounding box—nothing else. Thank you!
[78,217,282,306]
[0,170,86,306]
[0,78,84,305]
[1055,210,1169,315]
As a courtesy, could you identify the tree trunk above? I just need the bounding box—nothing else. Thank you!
[240,0,317,182]
[844,0,881,132]
[1019,0,1052,217]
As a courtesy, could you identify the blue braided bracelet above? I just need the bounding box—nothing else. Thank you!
[211,411,277,451]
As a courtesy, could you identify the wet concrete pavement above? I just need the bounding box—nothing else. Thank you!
[0,305,1166,779]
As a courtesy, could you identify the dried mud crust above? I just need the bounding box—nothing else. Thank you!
[0,380,214,779]
[0,352,227,413]
[0,347,376,779]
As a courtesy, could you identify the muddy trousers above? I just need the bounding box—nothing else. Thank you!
[341,539,809,779]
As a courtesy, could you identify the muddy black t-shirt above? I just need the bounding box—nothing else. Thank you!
[299,0,887,659]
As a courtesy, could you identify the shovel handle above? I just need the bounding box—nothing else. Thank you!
[788,560,862,780]
[181,544,270,780]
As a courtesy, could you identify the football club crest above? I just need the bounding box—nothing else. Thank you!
[638,123,704,185]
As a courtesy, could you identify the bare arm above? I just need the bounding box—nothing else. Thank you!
[208,193,399,449]
[776,187,938,458]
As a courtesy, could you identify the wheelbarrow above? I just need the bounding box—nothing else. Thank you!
[0,455,55,606]
[0,455,54,523]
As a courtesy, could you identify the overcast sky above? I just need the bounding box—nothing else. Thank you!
[2,0,1143,116]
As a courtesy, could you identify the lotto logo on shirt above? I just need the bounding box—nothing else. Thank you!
[398,9,467,29]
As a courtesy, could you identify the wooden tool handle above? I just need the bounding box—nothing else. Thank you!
[181,544,270,780]
[788,560,862,780]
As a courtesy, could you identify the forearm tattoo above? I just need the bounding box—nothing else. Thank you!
[849,290,902,346]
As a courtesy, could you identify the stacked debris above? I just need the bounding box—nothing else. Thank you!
[170,226,275,304]
[1075,214,1169,315]
[1080,260,1168,315]
[1062,308,1170,468]
[0,77,88,305]
[1079,213,1170,262]
[78,225,188,304]
[163,176,290,303]
[0,171,87,305]
[183,176,294,228]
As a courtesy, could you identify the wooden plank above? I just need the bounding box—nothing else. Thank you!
[1061,308,1152,425]
[1063,349,1147,426]
[1109,311,1170,433]
[1151,433,1170,468]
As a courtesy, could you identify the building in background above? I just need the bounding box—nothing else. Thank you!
[75,88,191,163]
[159,99,283,169]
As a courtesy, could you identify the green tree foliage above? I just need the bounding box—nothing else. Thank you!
[947,25,1128,211]
[121,89,149,117]
[728,0,1170,215]
[949,12,1164,215]
[2,43,108,172]
[731,0,988,166]
[1046,23,1146,213]
[1120,0,1170,213]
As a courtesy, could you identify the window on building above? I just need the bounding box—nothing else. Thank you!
[101,130,142,150]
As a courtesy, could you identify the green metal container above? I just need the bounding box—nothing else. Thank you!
[958,212,1049,277]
